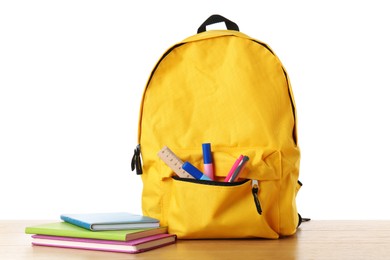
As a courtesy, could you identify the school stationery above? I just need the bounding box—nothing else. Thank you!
[30,233,176,254]
[228,156,249,182]
[157,146,194,179]
[182,162,211,181]
[60,212,159,231]
[224,155,244,182]
[202,143,214,180]
[25,222,167,241]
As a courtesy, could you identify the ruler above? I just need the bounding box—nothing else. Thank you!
[157,146,194,179]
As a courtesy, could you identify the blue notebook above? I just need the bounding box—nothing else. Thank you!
[60,212,160,231]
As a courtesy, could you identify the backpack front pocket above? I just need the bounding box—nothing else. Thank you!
[162,176,280,239]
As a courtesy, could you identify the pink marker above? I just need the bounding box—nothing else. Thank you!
[224,155,244,182]
[202,143,214,180]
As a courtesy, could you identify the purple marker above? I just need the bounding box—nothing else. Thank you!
[202,143,214,180]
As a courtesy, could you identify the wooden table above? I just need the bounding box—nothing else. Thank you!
[1,220,390,259]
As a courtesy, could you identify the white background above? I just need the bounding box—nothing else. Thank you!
[1,0,389,220]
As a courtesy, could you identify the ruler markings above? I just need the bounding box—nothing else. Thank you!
[157,146,194,179]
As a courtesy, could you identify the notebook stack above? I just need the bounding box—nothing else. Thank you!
[25,212,176,254]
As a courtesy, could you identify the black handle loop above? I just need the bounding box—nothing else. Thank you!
[197,14,239,34]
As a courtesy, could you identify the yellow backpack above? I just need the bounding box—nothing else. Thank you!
[132,15,303,239]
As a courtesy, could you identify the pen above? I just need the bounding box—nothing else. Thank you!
[202,143,214,180]
[224,155,243,182]
[228,156,249,182]
[182,162,212,181]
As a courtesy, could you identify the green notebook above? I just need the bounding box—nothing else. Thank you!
[25,222,167,241]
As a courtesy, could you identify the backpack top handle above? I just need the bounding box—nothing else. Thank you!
[197,14,240,34]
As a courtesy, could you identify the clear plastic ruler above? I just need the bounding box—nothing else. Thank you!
[157,146,194,179]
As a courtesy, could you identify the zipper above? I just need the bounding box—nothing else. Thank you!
[137,43,185,144]
[251,39,297,145]
[131,144,142,175]
[172,176,248,186]
[173,176,262,215]
[251,180,262,215]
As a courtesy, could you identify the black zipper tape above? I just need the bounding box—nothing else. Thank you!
[172,176,248,187]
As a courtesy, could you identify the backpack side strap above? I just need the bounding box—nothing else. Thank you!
[298,213,311,228]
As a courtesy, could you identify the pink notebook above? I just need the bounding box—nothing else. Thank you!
[31,233,176,254]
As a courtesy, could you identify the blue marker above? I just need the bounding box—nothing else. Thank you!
[182,162,212,181]
[202,143,214,180]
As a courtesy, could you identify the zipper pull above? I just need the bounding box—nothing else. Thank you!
[251,180,262,215]
[131,144,142,175]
